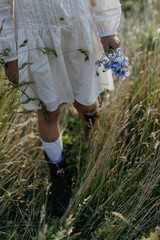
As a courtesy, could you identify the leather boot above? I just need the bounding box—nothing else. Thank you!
[82,112,98,127]
[44,151,71,218]
[83,100,99,126]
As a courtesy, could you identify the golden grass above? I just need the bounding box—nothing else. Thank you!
[0,0,160,239]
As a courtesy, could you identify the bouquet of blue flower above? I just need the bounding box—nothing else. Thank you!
[95,48,130,77]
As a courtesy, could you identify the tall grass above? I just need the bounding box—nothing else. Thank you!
[0,0,160,239]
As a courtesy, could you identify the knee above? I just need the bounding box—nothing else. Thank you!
[37,106,60,124]
[73,100,98,114]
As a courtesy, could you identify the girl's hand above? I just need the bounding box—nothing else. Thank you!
[5,60,19,84]
[101,35,120,52]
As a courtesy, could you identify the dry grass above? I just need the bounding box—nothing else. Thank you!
[0,0,160,239]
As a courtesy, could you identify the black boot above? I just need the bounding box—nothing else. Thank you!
[44,151,71,218]
[82,112,98,127]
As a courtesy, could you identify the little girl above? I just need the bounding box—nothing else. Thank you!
[0,0,121,217]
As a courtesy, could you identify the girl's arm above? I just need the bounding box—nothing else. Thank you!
[91,0,121,38]
[91,0,121,51]
[0,0,17,63]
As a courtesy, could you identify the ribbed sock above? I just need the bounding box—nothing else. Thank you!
[41,135,63,164]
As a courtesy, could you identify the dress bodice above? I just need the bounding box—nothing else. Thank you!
[0,0,121,62]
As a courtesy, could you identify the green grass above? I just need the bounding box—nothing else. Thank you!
[0,0,160,239]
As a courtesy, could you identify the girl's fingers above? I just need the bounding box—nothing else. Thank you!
[110,37,121,49]
[110,40,121,50]
[101,38,110,52]
[101,35,121,52]
[103,45,110,52]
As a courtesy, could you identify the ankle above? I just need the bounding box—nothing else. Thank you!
[41,135,63,164]
[85,100,99,116]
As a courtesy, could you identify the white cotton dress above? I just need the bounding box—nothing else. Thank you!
[0,0,121,111]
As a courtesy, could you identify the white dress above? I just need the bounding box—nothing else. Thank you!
[0,0,121,111]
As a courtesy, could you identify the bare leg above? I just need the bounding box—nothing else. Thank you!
[73,99,98,114]
[37,106,60,142]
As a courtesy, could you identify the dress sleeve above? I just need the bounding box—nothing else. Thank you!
[91,0,121,37]
[0,0,17,63]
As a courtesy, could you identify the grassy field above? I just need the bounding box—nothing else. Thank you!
[0,0,160,239]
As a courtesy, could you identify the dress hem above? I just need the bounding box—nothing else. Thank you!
[21,88,114,112]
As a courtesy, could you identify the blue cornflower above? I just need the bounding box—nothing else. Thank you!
[113,68,130,77]
[104,61,111,69]
[102,59,108,64]
[115,48,123,56]
[120,56,129,67]
[95,60,102,67]
[95,48,130,77]
[125,70,130,76]
[111,60,121,69]
[113,68,124,76]
[107,53,115,61]
[96,71,100,77]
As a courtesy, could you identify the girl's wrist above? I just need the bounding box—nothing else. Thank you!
[101,35,115,39]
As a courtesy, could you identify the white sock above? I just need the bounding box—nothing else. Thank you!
[86,100,99,116]
[41,135,63,164]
